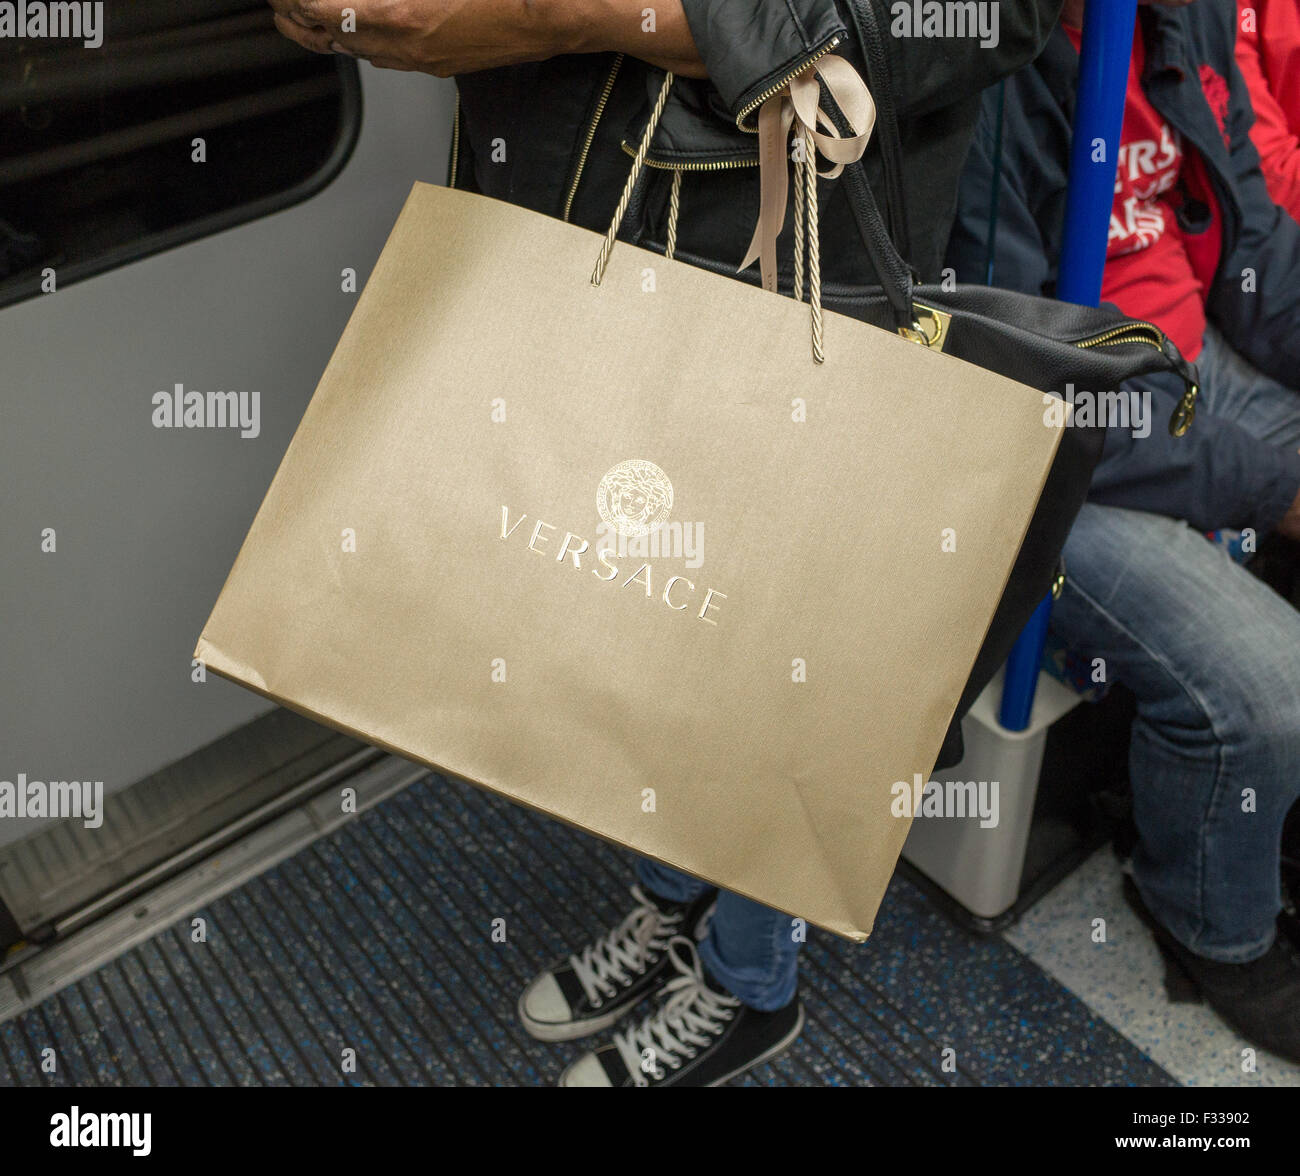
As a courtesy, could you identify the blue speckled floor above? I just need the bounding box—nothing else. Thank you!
[0,774,1174,1086]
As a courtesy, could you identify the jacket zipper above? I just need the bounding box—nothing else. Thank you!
[448,89,461,190]
[619,142,757,171]
[563,53,624,222]
[736,34,843,132]
[1072,321,1198,436]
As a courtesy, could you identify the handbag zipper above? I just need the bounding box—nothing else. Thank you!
[736,34,843,132]
[563,53,625,222]
[1072,321,1198,436]
[1072,321,1165,350]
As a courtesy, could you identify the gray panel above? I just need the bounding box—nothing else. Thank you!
[0,70,455,842]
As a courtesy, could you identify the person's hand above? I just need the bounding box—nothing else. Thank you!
[267,0,706,78]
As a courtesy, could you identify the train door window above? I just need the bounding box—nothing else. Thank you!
[0,0,360,308]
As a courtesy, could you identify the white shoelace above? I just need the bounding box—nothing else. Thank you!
[612,937,740,1086]
[569,885,681,1008]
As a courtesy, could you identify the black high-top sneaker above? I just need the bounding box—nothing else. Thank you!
[1123,874,1300,1063]
[518,885,716,1042]
[559,937,804,1087]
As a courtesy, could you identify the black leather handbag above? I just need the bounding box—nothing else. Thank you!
[830,0,1200,766]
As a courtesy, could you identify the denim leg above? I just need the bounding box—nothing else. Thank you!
[1196,323,1300,444]
[698,890,802,1010]
[634,857,801,1009]
[634,857,713,904]
[1052,503,1300,961]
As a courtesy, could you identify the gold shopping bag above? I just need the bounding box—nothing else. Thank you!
[195,180,1063,940]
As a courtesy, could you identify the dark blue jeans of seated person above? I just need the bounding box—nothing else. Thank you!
[1052,323,1300,962]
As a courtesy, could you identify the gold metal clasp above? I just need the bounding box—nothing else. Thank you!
[898,304,951,352]
[1169,384,1198,437]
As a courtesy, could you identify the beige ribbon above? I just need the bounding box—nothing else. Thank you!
[593,57,875,363]
[739,55,877,293]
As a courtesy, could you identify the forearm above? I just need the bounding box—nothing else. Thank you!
[269,0,704,77]
[561,0,706,75]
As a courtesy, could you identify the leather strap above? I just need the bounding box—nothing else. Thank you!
[811,71,917,329]
[845,0,911,253]
[840,151,916,328]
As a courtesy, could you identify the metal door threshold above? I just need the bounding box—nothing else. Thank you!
[0,709,371,939]
[0,753,426,1024]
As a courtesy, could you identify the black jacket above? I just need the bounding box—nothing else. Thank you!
[947,3,1300,534]
[452,0,1062,289]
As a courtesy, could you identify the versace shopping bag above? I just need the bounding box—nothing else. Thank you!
[195,180,1064,941]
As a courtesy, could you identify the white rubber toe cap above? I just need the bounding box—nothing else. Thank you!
[559,1052,614,1087]
[519,973,572,1033]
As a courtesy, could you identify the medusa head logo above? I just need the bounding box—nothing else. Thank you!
[596,459,674,537]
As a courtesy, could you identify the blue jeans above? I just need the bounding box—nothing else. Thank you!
[635,858,800,1011]
[1052,325,1300,962]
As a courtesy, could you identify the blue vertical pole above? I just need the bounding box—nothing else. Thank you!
[998,0,1137,731]
[1057,0,1138,304]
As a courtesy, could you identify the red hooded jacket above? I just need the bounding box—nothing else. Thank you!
[1236,0,1300,220]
